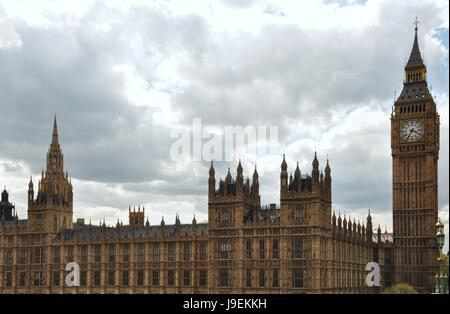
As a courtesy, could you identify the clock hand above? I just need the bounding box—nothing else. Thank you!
[407,130,413,140]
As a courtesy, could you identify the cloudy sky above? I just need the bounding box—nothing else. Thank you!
[0,0,448,242]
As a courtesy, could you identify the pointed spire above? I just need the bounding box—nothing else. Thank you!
[325,158,331,175]
[52,114,59,145]
[237,160,243,174]
[225,166,232,182]
[313,151,319,168]
[294,162,300,178]
[253,165,258,179]
[405,17,425,70]
[281,154,287,171]
[209,161,215,177]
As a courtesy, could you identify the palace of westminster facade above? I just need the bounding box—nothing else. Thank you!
[0,26,440,294]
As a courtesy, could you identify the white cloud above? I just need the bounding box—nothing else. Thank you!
[0,0,447,243]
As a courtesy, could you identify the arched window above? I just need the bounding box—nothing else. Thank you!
[53,216,58,231]
[63,217,67,228]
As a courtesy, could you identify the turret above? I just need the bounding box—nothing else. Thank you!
[175,214,181,233]
[294,162,301,191]
[366,209,373,242]
[312,152,320,191]
[224,167,232,196]
[208,161,215,198]
[251,166,259,196]
[28,116,73,231]
[377,224,382,243]
[236,160,244,193]
[325,158,331,201]
[280,154,288,195]
[28,176,34,204]
[192,214,197,233]
[0,187,15,221]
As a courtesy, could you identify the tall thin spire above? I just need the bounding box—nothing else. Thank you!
[405,17,424,70]
[52,114,59,146]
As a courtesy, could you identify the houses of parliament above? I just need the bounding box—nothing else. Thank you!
[0,25,440,294]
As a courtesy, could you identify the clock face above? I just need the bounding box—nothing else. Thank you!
[400,119,424,142]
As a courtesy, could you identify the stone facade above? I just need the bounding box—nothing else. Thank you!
[0,26,439,294]
[391,25,440,292]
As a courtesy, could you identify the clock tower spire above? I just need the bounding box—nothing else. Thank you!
[391,20,440,293]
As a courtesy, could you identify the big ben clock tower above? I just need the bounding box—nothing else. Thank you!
[391,21,440,293]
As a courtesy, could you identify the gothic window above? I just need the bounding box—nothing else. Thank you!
[259,269,265,287]
[5,273,12,287]
[259,239,265,259]
[34,272,44,286]
[108,271,115,286]
[219,269,230,287]
[52,271,60,286]
[5,248,13,266]
[183,242,191,261]
[245,269,252,287]
[66,246,74,263]
[152,243,160,262]
[293,237,306,259]
[80,245,88,263]
[93,271,101,286]
[293,269,306,288]
[52,247,60,264]
[294,207,306,224]
[272,239,279,259]
[167,242,175,261]
[36,214,44,231]
[220,209,231,224]
[122,271,129,286]
[19,272,26,287]
[199,242,207,260]
[219,239,232,259]
[246,239,252,259]
[137,243,145,262]
[183,270,191,286]
[80,271,87,287]
[167,270,175,286]
[34,247,44,264]
[152,271,159,286]
[122,244,130,262]
[63,217,67,228]
[272,269,279,288]
[108,244,116,263]
[94,245,102,263]
[199,270,207,287]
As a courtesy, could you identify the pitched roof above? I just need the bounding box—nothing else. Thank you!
[405,27,425,70]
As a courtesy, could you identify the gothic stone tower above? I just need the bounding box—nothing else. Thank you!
[207,161,261,292]
[28,116,73,233]
[391,24,439,292]
[279,153,332,291]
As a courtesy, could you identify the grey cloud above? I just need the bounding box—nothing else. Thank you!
[0,1,448,227]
